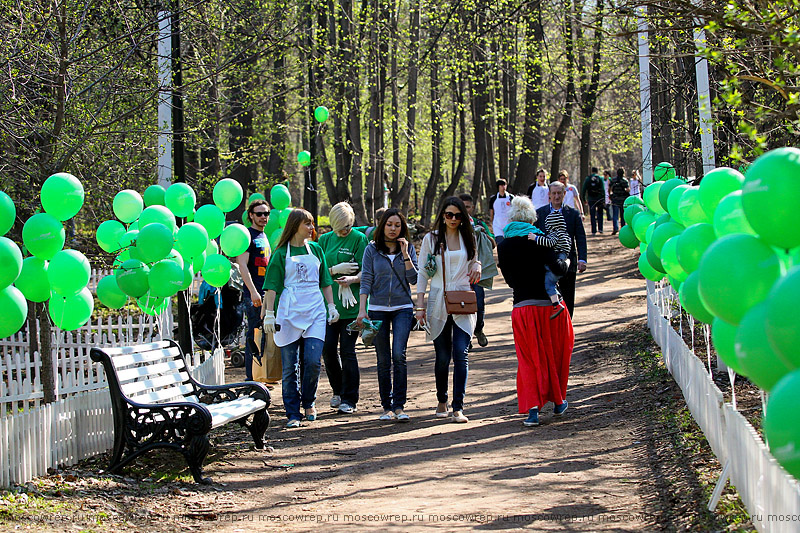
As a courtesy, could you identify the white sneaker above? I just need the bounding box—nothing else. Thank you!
[338,403,356,414]
[330,395,341,408]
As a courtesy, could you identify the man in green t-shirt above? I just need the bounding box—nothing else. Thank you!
[317,202,369,414]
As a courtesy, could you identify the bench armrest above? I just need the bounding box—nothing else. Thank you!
[195,381,271,407]
[124,398,213,436]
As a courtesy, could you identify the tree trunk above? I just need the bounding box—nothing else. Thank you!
[396,0,420,212]
[389,0,401,207]
[514,1,544,194]
[422,48,442,227]
[577,0,605,184]
[265,52,286,185]
[550,1,576,178]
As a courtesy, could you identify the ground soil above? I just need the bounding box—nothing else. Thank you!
[2,221,755,532]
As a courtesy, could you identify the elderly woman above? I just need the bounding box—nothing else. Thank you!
[497,196,575,427]
[319,202,369,414]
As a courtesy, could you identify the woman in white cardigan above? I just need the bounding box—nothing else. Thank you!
[416,197,482,423]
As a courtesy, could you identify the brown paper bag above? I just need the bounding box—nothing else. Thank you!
[252,327,281,383]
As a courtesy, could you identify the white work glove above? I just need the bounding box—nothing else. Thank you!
[263,310,276,335]
[327,303,340,324]
[330,262,359,276]
[338,284,358,308]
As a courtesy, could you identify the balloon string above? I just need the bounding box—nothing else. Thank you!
[728,367,737,410]
[214,287,222,352]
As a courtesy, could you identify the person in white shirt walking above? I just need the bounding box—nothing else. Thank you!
[488,179,514,245]
[527,169,550,209]
[557,170,584,219]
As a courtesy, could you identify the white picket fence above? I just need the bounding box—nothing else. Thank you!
[647,280,800,533]
[0,311,225,487]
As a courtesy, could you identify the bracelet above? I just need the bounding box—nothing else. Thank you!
[414,307,426,311]
[404,257,412,262]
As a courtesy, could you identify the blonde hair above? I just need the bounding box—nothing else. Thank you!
[507,195,538,224]
[329,202,355,233]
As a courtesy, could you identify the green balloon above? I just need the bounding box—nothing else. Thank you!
[213,178,244,213]
[0,191,16,236]
[676,223,715,274]
[47,249,90,297]
[654,162,676,182]
[265,209,282,233]
[135,223,174,263]
[742,147,800,249]
[220,223,251,257]
[192,251,207,273]
[638,250,664,281]
[15,256,50,302]
[148,260,185,297]
[677,188,710,226]
[112,249,130,269]
[194,204,225,239]
[623,204,645,226]
[96,220,126,253]
[270,184,292,210]
[137,294,168,316]
[764,266,800,368]
[666,184,691,224]
[297,151,311,168]
[279,207,293,226]
[0,286,27,338]
[0,236,23,290]
[643,182,665,214]
[698,167,744,219]
[165,183,197,218]
[249,192,266,203]
[713,190,756,238]
[205,239,219,257]
[163,248,185,269]
[711,317,743,374]
[113,189,144,223]
[96,275,128,309]
[667,276,683,292]
[138,205,176,233]
[679,271,715,323]
[697,234,781,325]
[650,221,683,257]
[764,370,800,478]
[631,211,656,242]
[645,222,655,245]
[48,288,93,331]
[735,303,793,391]
[201,253,231,287]
[658,178,686,212]
[128,220,139,232]
[41,172,84,221]
[22,213,65,260]
[143,184,166,207]
[115,259,150,298]
[646,244,665,273]
[176,222,209,258]
[268,227,283,251]
[180,263,194,291]
[241,209,251,228]
[660,236,687,282]
[623,195,644,208]
[314,105,330,123]
[618,225,639,249]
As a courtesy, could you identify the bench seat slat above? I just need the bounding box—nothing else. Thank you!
[101,342,173,356]
[131,383,198,405]
[111,348,182,370]
[121,371,192,398]
[207,398,267,429]
[116,359,187,383]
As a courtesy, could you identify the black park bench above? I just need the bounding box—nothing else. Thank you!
[90,340,271,483]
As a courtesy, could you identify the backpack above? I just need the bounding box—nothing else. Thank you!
[611,177,628,199]
[586,175,604,197]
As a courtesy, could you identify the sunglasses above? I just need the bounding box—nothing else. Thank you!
[252,211,269,217]
[444,212,463,220]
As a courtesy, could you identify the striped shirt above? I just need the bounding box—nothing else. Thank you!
[533,210,571,255]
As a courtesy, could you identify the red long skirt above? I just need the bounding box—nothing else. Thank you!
[512,302,575,413]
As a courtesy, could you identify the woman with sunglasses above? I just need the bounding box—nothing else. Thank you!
[416,197,481,423]
[319,202,369,414]
[357,208,418,422]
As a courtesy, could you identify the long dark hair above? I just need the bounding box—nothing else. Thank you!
[432,196,475,260]
[374,208,409,254]
[276,208,314,249]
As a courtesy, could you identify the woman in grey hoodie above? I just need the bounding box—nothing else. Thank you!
[356,208,419,422]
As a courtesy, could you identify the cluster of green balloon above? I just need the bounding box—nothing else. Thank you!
[265,184,293,250]
[0,197,27,337]
[297,151,311,167]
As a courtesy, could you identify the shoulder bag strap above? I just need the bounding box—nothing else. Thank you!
[440,242,448,299]
[386,253,415,302]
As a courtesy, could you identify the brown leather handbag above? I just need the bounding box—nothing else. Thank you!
[440,244,478,315]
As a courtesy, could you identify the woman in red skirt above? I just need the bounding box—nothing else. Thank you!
[497,196,575,427]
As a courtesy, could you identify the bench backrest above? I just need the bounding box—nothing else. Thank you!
[93,341,199,405]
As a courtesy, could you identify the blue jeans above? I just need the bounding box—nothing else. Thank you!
[471,283,486,333]
[322,321,360,407]
[280,337,324,421]
[243,293,265,381]
[612,204,626,232]
[433,316,470,411]
[369,308,414,411]
[544,252,567,298]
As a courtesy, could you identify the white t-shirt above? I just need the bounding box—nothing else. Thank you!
[491,194,513,237]
[629,179,642,197]
[563,184,581,211]
[531,185,550,209]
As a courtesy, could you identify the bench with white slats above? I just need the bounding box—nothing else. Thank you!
[90,340,270,483]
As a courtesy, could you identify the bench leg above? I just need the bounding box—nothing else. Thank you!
[185,434,212,484]
[249,409,270,449]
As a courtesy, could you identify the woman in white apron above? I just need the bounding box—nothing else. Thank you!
[263,209,339,428]
[416,197,481,424]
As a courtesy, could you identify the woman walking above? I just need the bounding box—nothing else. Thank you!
[416,197,481,423]
[497,196,574,427]
[357,208,418,422]
[263,209,340,428]
[319,202,368,414]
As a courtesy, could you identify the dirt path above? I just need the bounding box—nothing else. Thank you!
[6,225,666,532]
